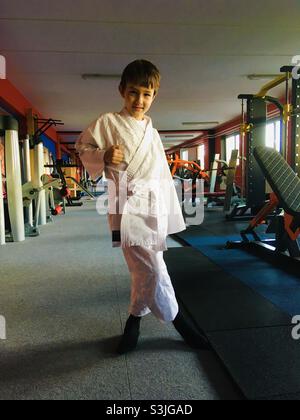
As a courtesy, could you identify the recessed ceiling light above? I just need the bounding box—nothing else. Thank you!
[81,74,121,80]
[164,135,195,138]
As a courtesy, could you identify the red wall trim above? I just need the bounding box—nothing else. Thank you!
[0,79,69,155]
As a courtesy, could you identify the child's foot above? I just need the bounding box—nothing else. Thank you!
[117,315,141,355]
[173,311,210,350]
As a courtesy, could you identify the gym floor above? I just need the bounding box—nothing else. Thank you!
[169,209,300,400]
[0,199,242,400]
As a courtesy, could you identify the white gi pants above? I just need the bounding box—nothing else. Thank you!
[122,246,179,322]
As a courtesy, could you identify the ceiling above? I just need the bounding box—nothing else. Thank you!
[0,0,299,149]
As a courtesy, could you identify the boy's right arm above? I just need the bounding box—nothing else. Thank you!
[76,116,108,181]
[76,116,125,180]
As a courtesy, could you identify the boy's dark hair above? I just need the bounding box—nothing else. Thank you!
[119,60,161,95]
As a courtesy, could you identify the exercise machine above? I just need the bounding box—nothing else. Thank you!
[26,110,64,225]
[0,110,68,244]
[226,65,300,262]
[65,176,95,200]
[205,150,241,210]
[226,69,294,220]
[22,174,62,235]
[168,156,209,207]
[227,146,300,266]
[168,156,209,182]
[45,160,95,208]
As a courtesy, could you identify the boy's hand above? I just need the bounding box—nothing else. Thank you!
[104,145,125,165]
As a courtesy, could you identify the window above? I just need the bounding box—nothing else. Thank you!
[266,120,281,152]
[181,150,189,161]
[226,134,240,165]
[197,144,205,169]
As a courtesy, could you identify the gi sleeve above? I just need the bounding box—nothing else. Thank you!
[75,115,108,181]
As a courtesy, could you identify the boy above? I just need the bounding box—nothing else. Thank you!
[76,60,209,354]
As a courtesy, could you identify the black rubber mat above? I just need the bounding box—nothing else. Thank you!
[258,393,300,400]
[165,247,290,332]
[172,210,248,237]
[207,326,300,400]
[165,247,297,400]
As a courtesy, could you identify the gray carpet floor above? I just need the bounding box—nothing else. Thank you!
[0,199,241,400]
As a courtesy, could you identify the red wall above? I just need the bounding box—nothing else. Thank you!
[0,79,69,156]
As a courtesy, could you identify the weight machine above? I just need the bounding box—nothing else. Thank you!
[26,110,64,226]
[207,150,241,210]
[168,156,209,209]
[0,111,69,244]
[45,159,95,208]
[226,67,296,220]
[228,146,300,265]
[22,174,63,235]
[227,66,300,267]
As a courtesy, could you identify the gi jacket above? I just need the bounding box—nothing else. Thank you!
[76,108,186,251]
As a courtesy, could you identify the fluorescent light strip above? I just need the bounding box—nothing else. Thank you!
[81,74,121,80]
[164,135,195,138]
[182,122,219,126]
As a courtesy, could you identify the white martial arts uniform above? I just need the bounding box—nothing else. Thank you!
[76,108,186,322]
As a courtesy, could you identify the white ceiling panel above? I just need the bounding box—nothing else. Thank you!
[1,0,300,26]
[0,21,299,56]
[0,0,299,148]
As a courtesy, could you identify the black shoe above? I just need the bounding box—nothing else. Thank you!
[117,315,141,355]
[173,311,210,350]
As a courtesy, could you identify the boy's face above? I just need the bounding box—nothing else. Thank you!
[119,84,156,120]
